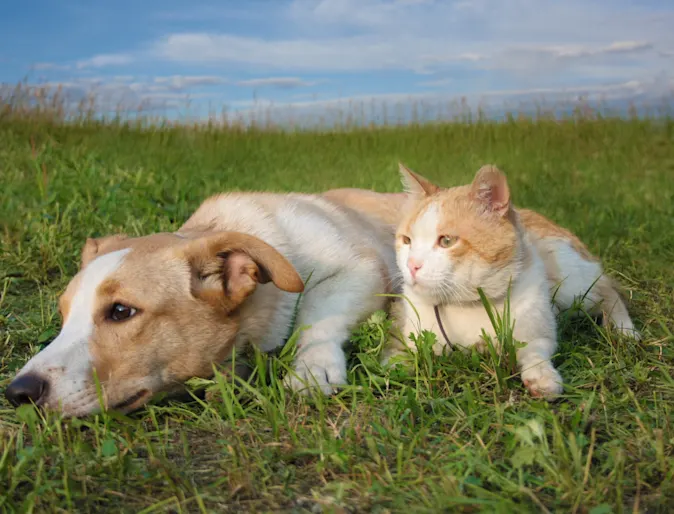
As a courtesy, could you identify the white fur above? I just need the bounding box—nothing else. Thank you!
[8,190,399,415]
[395,233,563,398]
[397,203,450,295]
[389,169,639,399]
[9,191,399,414]
[392,203,642,398]
[181,193,398,395]
[539,239,638,337]
[397,203,524,305]
[540,239,603,309]
[15,249,131,413]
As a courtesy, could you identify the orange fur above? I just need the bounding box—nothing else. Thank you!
[388,163,640,398]
[397,164,600,271]
[397,166,522,272]
[518,209,598,262]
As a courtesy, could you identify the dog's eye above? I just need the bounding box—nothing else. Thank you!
[109,303,137,322]
[401,235,411,245]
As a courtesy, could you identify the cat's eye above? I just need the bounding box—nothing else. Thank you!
[108,303,138,322]
[401,235,411,245]
[438,235,458,248]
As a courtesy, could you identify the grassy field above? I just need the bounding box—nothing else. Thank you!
[0,106,673,513]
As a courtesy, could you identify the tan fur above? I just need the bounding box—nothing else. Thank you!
[52,232,284,410]
[85,230,303,406]
[8,187,402,415]
[80,234,129,268]
[322,188,408,228]
[181,231,305,296]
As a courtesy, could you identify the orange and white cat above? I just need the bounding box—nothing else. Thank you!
[387,163,639,399]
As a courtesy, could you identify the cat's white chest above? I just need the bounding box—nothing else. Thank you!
[399,261,552,352]
[439,302,497,348]
[399,293,497,351]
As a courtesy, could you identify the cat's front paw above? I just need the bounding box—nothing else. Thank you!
[380,336,414,367]
[615,326,642,341]
[284,346,347,396]
[521,362,563,399]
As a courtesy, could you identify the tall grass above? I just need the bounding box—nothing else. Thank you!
[0,83,672,513]
[4,80,673,131]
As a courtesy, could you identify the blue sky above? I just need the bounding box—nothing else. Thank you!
[2,0,673,122]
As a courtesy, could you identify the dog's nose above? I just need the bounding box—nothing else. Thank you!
[4,374,48,407]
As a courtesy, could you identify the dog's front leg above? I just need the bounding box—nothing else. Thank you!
[284,261,386,395]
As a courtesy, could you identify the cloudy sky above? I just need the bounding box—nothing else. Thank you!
[2,0,673,121]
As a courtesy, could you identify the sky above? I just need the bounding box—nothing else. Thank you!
[1,0,673,123]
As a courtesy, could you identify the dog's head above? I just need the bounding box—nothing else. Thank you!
[4,231,304,416]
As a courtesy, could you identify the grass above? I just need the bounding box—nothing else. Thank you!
[0,99,673,513]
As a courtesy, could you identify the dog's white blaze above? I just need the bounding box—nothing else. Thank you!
[16,249,131,394]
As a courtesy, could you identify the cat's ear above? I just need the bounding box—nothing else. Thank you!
[398,162,440,196]
[470,165,511,216]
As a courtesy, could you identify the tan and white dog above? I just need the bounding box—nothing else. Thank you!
[4,188,407,417]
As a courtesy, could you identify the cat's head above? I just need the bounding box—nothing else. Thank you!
[395,163,524,304]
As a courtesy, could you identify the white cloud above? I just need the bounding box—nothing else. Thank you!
[153,75,226,90]
[503,41,652,62]
[155,33,407,72]
[76,53,132,69]
[32,62,71,71]
[418,78,454,88]
[600,41,653,55]
[236,77,317,88]
[147,0,673,81]
[29,0,674,116]
[6,73,231,117]
[152,33,662,78]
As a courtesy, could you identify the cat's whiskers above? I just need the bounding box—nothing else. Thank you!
[390,162,639,400]
[435,274,474,303]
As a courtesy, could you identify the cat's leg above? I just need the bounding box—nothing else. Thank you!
[552,271,640,340]
[593,275,640,339]
[284,258,387,395]
[513,301,564,399]
[381,296,448,365]
[381,298,413,364]
[517,338,563,399]
[545,241,640,339]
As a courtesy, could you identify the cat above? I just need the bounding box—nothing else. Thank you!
[385,163,640,399]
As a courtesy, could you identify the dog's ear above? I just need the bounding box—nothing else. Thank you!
[182,232,305,310]
[80,234,129,268]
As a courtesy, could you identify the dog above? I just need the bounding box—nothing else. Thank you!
[4,188,407,417]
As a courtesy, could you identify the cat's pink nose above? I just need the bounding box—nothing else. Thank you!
[407,258,423,278]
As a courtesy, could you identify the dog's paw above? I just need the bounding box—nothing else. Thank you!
[284,347,347,396]
[521,362,563,400]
